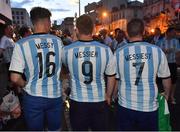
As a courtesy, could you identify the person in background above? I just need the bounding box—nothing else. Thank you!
[0,24,15,69]
[159,27,180,104]
[114,18,171,131]
[19,26,32,38]
[62,14,116,131]
[111,28,127,52]
[151,27,164,46]
[9,7,64,130]
[62,29,73,45]
[99,28,113,47]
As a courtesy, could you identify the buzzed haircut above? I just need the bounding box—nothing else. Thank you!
[76,15,94,35]
[127,18,144,37]
[30,7,51,25]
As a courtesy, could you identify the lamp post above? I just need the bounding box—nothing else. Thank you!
[79,0,81,17]
[102,11,108,28]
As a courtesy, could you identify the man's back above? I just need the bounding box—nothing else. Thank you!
[159,38,179,63]
[10,34,63,98]
[63,40,116,102]
[115,41,170,112]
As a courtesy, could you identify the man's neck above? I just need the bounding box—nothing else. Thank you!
[33,25,49,34]
[78,34,93,41]
[129,36,142,42]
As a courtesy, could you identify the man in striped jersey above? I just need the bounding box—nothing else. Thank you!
[62,15,116,131]
[114,18,171,131]
[159,27,180,104]
[9,7,63,130]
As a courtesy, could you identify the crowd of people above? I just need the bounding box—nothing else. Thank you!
[0,6,180,131]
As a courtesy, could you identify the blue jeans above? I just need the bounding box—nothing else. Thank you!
[117,105,158,131]
[22,93,62,131]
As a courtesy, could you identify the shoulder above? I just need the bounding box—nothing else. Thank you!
[64,40,110,50]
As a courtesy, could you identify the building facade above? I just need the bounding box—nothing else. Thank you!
[12,8,31,27]
[110,1,143,32]
[143,0,179,33]
[0,0,12,24]
[85,0,143,33]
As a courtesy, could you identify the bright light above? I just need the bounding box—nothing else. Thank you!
[110,31,113,35]
[102,12,107,17]
[151,29,155,33]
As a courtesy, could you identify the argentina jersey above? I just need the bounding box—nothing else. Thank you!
[62,40,116,102]
[158,38,180,63]
[115,41,170,112]
[9,34,63,98]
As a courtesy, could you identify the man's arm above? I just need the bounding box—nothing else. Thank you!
[106,75,116,105]
[10,72,26,88]
[162,78,171,100]
[112,79,119,99]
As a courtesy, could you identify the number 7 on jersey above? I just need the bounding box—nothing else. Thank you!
[132,62,145,86]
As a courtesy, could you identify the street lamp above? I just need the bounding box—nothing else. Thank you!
[79,0,81,17]
[102,11,109,30]
[102,12,108,18]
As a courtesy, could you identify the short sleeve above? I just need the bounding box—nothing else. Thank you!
[114,51,120,79]
[9,44,25,73]
[0,36,7,49]
[105,48,116,76]
[61,47,67,67]
[157,51,170,78]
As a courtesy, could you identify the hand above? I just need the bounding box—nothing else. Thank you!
[161,92,169,101]
[105,94,111,105]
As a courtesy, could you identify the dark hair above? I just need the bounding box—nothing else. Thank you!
[155,27,161,31]
[0,24,10,41]
[0,23,5,41]
[115,28,120,34]
[63,29,71,37]
[127,18,144,37]
[166,27,175,34]
[19,26,30,37]
[76,15,94,35]
[30,7,51,25]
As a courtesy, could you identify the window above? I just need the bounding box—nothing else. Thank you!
[17,16,19,19]
[12,11,14,15]
[6,0,9,4]
[16,11,19,15]
[22,21,24,24]
[21,16,24,20]
[21,12,23,15]
[12,16,15,19]
[17,21,20,24]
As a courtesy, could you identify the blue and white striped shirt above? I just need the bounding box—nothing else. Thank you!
[158,38,180,63]
[62,40,116,102]
[115,41,170,112]
[9,34,63,98]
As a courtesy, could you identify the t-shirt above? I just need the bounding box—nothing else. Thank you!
[9,34,64,98]
[115,41,170,112]
[62,40,116,102]
[0,36,14,63]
